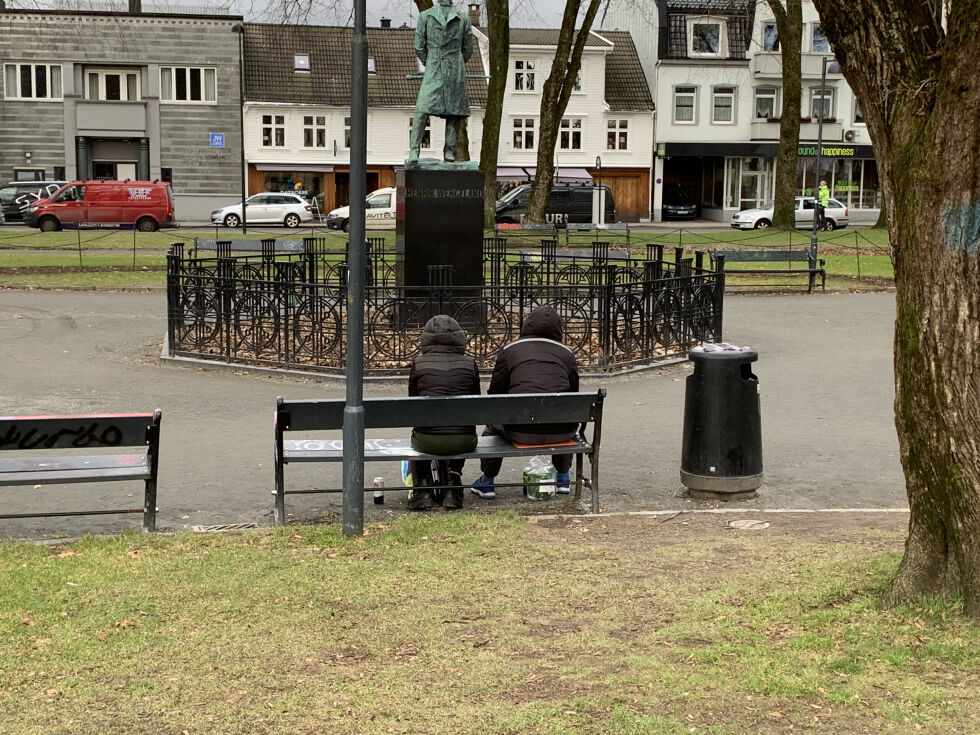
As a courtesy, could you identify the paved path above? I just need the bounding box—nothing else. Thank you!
[0,289,904,538]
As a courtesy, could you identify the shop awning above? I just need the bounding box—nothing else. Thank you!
[254,164,335,172]
[496,167,529,179]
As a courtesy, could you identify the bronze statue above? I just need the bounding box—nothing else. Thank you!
[408,0,474,163]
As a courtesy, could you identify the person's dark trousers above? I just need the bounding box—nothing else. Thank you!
[478,424,574,478]
[816,203,826,230]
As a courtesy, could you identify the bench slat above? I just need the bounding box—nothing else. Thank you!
[0,414,155,450]
[0,465,152,486]
[713,249,815,263]
[281,393,599,432]
[283,435,593,463]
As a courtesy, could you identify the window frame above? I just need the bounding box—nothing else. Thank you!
[810,86,835,119]
[302,114,327,149]
[159,66,217,104]
[811,24,830,53]
[559,117,583,150]
[762,21,779,51]
[261,113,287,148]
[853,96,865,125]
[711,85,736,124]
[754,86,779,119]
[512,117,536,150]
[673,85,698,124]
[3,63,63,101]
[84,68,141,102]
[606,118,629,151]
[688,16,728,58]
[408,117,432,150]
[513,59,536,92]
[343,116,352,149]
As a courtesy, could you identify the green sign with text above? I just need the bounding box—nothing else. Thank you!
[798,145,856,157]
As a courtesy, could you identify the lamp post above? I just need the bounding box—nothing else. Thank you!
[232,22,247,234]
[810,56,841,259]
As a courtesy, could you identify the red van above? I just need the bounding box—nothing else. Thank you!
[24,180,175,232]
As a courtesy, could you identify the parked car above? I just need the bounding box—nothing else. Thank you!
[730,196,849,230]
[661,184,697,220]
[23,180,174,232]
[326,187,396,232]
[211,192,313,228]
[0,181,67,224]
[495,182,615,226]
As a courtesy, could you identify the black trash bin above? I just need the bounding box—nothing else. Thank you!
[680,343,762,499]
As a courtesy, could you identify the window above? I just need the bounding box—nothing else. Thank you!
[811,25,830,52]
[262,114,286,147]
[673,86,696,123]
[85,69,140,101]
[513,118,535,150]
[4,63,62,100]
[160,67,216,103]
[344,116,352,149]
[294,55,311,72]
[303,115,326,148]
[160,167,172,184]
[762,22,779,51]
[559,118,582,150]
[853,97,865,125]
[573,73,582,92]
[514,60,535,91]
[712,86,735,123]
[409,118,432,150]
[811,87,834,119]
[689,18,726,57]
[755,86,779,118]
[606,119,629,150]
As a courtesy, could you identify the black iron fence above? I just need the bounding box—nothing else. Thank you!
[166,237,725,375]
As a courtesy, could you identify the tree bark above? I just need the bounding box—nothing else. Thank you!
[480,0,510,227]
[525,0,603,223]
[814,0,980,617]
[766,0,803,230]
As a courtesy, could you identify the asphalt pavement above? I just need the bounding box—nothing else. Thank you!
[0,288,904,539]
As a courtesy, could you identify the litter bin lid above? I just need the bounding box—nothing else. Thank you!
[689,342,757,362]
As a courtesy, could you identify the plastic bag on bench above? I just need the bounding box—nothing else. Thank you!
[523,456,557,501]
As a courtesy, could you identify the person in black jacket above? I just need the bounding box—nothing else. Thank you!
[408,314,481,510]
[471,305,580,499]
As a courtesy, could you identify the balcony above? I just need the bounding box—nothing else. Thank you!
[751,52,845,80]
[750,117,843,142]
[76,101,147,136]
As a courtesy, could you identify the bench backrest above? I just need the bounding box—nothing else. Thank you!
[276,391,605,433]
[0,412,160,451]
[712,249,815,264]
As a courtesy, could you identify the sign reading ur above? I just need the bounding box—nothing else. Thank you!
[210,133,226,148]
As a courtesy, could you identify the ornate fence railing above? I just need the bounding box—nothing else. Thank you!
[165,237,725,375]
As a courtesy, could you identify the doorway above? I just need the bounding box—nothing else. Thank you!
[92,162,137,181]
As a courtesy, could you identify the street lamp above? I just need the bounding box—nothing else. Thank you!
[810,55,841,258]
[232,22,247,234]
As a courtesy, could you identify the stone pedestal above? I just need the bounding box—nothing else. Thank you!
[396,164,485,292]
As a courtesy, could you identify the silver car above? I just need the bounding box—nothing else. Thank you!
[211,193,313,228]
[731,196,849,230]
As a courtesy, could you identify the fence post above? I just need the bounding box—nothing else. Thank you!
[165,243,183,354]
[712,254,726,342]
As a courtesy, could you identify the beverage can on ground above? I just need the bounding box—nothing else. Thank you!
[373,477,384,504]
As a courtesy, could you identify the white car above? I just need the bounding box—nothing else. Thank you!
[326,187,396,232]
[211,193,313,228]
[731,196,849,230]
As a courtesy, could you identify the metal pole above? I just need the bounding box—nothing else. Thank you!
[233,23,248,234]
[810,56,828,261]
[342,0,368,536]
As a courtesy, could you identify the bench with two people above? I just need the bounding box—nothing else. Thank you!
[274,307,605,523]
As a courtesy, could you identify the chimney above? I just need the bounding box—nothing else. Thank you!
[380,16,391,28]
[129,0,141,13]
[468,3,480,27]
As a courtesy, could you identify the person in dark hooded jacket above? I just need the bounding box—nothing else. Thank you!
[408,314,481,510]
[471,305,579,499]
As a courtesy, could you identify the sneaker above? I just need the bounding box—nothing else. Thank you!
[556,472,571,494]
[470,475,496,499]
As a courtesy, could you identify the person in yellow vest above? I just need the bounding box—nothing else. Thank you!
[817,180,830,231]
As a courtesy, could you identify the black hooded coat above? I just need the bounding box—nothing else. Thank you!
[409,315,481,435]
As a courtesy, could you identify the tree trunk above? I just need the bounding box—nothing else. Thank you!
[766,0,803,230]
[525,0,602,223]
[480,0,509,227]
[814,0,980,617]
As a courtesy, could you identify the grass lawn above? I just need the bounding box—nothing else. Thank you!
[1,512,976,734]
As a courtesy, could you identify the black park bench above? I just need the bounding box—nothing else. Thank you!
[0,411,162,533]
[711,249,826,293]
[273,390,606,524]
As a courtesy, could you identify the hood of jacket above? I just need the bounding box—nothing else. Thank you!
[519,305,563,342]
[421,314,466,353]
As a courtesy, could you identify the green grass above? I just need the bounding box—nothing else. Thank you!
[1,513,976,734]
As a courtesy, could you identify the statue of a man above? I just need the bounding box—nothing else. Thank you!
[408,0,474,163]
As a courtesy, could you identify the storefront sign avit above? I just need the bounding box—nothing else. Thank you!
[798,144,856,157]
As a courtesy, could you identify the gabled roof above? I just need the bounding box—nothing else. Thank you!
[243,24,487,106]
[665,0,753,12]
[595,30,653,110]
[509,27,614,48]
